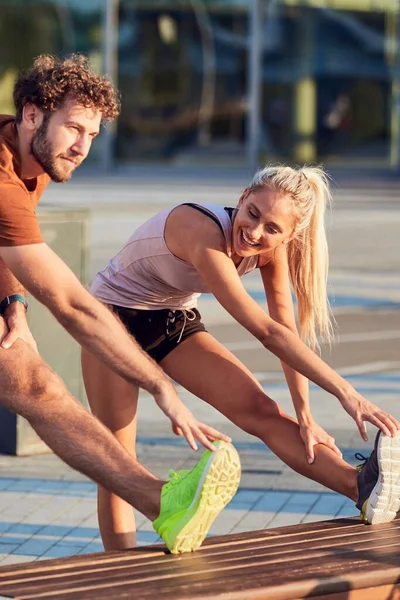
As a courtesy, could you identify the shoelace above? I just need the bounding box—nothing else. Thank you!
[354,452,375,523]
[164,469,189,492]
[355,452,368,473]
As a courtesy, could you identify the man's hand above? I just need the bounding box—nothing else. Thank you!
[153,382,231,451]
[1,302,38,353]
[299,416,342,464]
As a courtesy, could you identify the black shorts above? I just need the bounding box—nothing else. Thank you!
[111,306,207,363]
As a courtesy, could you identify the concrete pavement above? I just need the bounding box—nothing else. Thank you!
[0,169,398,564]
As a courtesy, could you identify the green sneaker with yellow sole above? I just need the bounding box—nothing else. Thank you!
[153,440,241,554]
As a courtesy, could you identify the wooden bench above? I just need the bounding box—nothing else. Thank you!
[0,516,400,599]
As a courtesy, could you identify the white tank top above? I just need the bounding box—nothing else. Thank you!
[91,203,258,310]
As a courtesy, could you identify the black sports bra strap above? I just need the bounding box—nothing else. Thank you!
[224,207,235,222]
[182,203,224,235]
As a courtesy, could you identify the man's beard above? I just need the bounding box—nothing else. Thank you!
[30,118,77,183]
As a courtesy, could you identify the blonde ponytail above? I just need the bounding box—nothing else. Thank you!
[249,165,334,350]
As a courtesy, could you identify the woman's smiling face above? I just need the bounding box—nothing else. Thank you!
[231,187,296,257]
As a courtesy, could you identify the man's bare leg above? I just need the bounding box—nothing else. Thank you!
[0,340,163,520]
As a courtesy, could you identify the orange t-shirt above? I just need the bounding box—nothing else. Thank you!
[0,115,50,246]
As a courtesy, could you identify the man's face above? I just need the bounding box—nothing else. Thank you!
[30,98,101,183]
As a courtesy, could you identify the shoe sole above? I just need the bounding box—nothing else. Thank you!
[365,431,400,525]
[170,441,241,553]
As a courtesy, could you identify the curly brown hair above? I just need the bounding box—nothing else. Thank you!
[13,54,120,123]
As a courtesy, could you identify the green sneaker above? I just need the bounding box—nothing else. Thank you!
[153,440,241,554]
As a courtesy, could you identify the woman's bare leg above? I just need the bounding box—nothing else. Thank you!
[161,332,358,501]
[82,347,145,550]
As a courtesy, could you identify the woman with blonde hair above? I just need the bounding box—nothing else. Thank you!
[82,164,400,550]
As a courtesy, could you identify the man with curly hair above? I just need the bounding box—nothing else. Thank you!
[0,54,240,554]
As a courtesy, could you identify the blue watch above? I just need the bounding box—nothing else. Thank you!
[0,294,28,316]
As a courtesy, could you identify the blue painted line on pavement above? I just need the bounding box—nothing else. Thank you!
[246,291,400,309]
[38,525,76,538]
[347,387,400,394]
[13,538,56,556]
[309,384,400,394]
[234,490,264,503]
[328,280,400,290]
[253,491,291,512]
[44,544,86,558]
[0,479,95,497]
[134,436,372,459]
[203,292,400,309]
[345,373,400,382]
[6,523,42,535]
[78,542,104,554]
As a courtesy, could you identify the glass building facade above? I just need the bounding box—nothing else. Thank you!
[0,0,399,169]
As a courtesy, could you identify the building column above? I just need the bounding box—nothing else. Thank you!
[246,0,263,174]
[387,7,400,169]
[101,0,119,172]
[293,9,316,164]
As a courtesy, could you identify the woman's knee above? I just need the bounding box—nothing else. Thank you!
[240,390,283,436]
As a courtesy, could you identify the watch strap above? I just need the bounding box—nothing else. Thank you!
[0,294,28,316]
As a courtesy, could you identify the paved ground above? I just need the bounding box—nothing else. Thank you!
[0,167,398,565]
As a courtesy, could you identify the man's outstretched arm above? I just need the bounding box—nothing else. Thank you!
[0,242,228,451]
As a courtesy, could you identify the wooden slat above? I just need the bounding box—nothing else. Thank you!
[301,583,400,600]
[2,518,399,589]
[0,516,364,578]
[0,516,395,583]
[3,526,400,596]
[25,549,400,599]
[1,517,400,599]
[2,537,400,598]
[0,516,375,583]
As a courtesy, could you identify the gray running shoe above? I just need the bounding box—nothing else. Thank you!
[356,430,400,524]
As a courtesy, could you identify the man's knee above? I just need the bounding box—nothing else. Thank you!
[0,340,67,415]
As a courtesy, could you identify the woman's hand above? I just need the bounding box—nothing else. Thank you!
[1,302,38,354]
[339,389,400,441]
[299,417,342,464]
[153,381,232,451]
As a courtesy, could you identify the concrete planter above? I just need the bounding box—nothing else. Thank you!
[0,207,90,455]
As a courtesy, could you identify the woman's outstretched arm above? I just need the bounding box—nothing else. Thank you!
[261,245,341,462]
[178,222,399,441]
